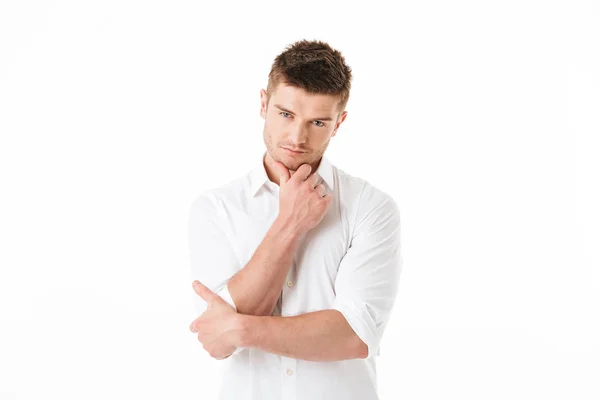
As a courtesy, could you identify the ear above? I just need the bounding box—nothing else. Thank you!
[260,89,269,120]
[331,110,347,137]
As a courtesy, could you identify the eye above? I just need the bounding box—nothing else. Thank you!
[313,121,325,127]
[280,112,292,118]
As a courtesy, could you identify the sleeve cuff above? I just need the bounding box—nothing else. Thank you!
[332,300,381,358]
[215,283,237,311]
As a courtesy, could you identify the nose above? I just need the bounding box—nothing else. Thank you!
[288,120,308,146]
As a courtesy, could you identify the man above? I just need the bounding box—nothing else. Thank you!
[188,39,402,400]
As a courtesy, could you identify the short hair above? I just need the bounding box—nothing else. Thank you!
[266,39,353,113]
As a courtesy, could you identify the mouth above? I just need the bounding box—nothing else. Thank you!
[282,146,306,154]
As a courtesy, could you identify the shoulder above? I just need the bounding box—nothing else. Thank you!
[336,166,400,220]
[190,170,251,213]
[189,190,220,223]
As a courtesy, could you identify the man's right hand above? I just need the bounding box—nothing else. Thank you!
[272,161,333,236]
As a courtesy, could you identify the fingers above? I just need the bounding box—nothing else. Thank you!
[192,280,216,302]
[314,183,327,197]
[271,160,291,185]
[306,172,320,188]
[291,163,312,183]
[189,315,201,333]
[203,341,236,360]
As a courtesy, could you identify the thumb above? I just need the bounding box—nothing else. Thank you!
[192,280,217,303]
[271,160,291,185]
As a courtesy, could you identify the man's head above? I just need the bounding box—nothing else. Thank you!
[260,39,352,181]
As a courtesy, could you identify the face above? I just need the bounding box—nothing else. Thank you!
[260,83,347,180]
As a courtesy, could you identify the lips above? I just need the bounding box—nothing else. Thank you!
[282,146,306,153]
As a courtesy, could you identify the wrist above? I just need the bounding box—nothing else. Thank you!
[237,314,262,348]
[272,216,304,242]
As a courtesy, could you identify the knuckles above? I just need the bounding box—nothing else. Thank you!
[203,344,221,360]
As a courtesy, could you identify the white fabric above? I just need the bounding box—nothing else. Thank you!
[188,150,402,400]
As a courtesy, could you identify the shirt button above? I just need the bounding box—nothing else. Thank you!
[286,368,294,376]
[286,281,293,288]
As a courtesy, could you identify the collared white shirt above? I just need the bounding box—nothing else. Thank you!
[188,150,402,400]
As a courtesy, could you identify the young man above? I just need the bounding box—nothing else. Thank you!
[188,39,402,400]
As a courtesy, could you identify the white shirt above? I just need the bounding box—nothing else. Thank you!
[188,150,402,400]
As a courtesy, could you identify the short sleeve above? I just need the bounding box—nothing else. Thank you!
[188,192,247,356]
[331,187,402,359]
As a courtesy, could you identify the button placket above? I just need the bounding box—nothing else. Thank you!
[281,356,297,400]
[281,262,295,317]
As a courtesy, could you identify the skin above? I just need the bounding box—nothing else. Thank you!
[189,83,367,361]
[190,280,243,360]
[190,279,368,361]
[259,82,348,185]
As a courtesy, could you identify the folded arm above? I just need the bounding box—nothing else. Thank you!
[240,309,367,361]
[190,186,402,361]
[189,192,306,357]
[189,192,302,318]
[240,189,402,361]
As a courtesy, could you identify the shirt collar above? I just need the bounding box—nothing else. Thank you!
[249,150,335,198]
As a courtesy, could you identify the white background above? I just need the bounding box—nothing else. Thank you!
[1,0,598,399]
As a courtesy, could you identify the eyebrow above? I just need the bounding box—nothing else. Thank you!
[273,104,334,121]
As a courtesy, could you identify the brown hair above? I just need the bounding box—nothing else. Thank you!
[266,39,353,113]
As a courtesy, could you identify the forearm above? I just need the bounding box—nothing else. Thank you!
[239,309,368,362]
[228,217,303,316]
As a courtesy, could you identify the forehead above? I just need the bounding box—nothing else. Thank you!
[270,84,339,115]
